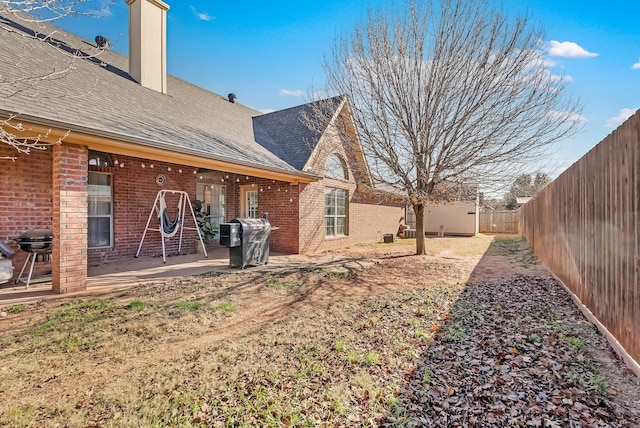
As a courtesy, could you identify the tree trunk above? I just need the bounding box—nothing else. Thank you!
[414,203,426,255]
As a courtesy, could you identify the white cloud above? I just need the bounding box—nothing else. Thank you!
[548,41,598,58]
[93,0,114,17]
[547,111,587,125]
[279,89,305,97]
[549,73,574,83]
[605,108,637,128]
[189,5,214,21]
[259,108,275,114]
[632,58,640,70]
[522,49,573,85]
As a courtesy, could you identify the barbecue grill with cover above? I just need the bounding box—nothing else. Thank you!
[220,217,271,269]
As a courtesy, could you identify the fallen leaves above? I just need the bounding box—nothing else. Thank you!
[383,275,640,427]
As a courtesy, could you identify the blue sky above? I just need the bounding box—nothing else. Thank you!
[56,0,639,176]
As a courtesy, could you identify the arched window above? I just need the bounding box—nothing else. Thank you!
[324,153,348,179]
[88,150,113,167]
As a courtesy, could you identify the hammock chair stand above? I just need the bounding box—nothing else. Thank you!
[136,190,207,263]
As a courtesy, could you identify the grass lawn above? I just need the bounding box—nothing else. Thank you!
[1,236,638,426]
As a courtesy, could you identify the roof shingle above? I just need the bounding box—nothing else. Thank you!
[253,96,344,170]
[0,10,318,175]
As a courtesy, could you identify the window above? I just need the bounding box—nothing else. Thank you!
[246,190,258,218]
[324,153,348,179]
[325,188,347,236]
[239,185,259,219]
[88,172,113,248]
[210,184,226,226]
[88,150,113,167]
[196,183,226,226]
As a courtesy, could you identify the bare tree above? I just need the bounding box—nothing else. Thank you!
[319,0,583,254]
[0,0,111,160]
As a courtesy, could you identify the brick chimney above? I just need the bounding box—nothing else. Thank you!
[126,0,169,94]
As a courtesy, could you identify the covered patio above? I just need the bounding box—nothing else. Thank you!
[0,248,349,306]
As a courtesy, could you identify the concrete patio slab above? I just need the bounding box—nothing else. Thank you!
[0,248,351,307]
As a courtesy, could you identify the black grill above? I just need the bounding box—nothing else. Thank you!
[15,229,53,288]
[16,230,53,253]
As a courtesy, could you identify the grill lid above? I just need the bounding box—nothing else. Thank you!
[17,230,53,243]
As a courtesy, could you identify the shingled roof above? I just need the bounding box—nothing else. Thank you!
[0,10,321,178]
[253,96,344,171]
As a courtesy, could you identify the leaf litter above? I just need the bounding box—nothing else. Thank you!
[383,275,640,427]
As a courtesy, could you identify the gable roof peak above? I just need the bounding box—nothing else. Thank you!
[252,95,348,171]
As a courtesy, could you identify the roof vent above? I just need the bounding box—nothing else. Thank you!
[228,93,236,103]
[95,35,110,49]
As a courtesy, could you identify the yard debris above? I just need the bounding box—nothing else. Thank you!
[383,275,640,427]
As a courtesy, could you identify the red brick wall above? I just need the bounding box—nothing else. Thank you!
[1,145,306,270]
[1,136,402,277]
[0,145,53,281]
[222,176,299,254]
[88,156,202,264]
[86,158,306,262]
[348,196,405,246]
[52,143,88,293]
[299,179,404,253]
[297,110,405,253]
[253,179,299,254]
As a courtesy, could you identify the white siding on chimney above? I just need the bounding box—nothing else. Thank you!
[127,0,169,94]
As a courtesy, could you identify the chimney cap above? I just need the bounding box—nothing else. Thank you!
[126,0,169,11]
[228,93,237,103]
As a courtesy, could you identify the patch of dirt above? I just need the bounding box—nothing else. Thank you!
[0,236,638,427]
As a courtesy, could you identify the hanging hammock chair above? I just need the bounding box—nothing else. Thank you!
[136,190,207,263]
[158,191,182,238]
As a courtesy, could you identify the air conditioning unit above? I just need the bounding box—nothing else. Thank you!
[403,229,416,239]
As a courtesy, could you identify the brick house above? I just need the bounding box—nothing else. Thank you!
[0,0,403,293]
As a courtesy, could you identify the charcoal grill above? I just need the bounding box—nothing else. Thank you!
[15,230,53,288]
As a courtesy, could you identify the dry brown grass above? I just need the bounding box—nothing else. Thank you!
[0,236,637,427]
[347,235,494,258]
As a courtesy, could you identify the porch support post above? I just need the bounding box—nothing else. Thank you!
[52,143,88,294]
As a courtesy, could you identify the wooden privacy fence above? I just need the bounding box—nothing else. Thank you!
[521,111,639,368]
[480,210,519,234]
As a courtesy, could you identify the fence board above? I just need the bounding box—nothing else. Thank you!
[521,110,640,367]
[479,210,519,234]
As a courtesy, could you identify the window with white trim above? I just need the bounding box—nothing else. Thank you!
[325,188,347,236]
[88,172,113,248]
[246,189,258,219]
[196,183,226,227]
